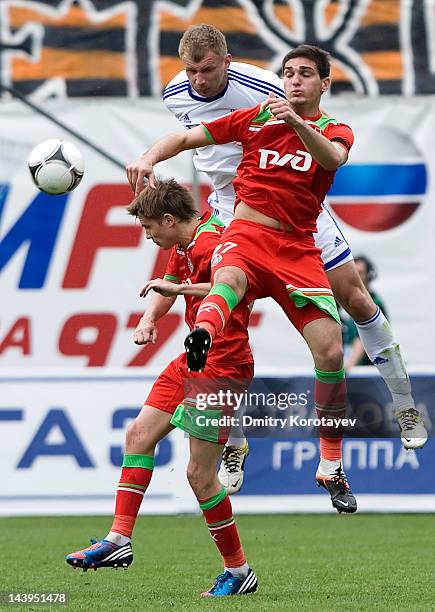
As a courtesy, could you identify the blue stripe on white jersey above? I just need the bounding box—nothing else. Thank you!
[228,69,285,98]
[228,75,285,99]
[163,79,189,95]
[163,83,189,100]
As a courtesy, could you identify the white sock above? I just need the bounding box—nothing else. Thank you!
[355,308,415,412]
[225,562,249,578]
[318,458,341,476]
[105,531,130,546]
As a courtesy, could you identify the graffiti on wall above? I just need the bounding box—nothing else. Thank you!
[1,0,434,97]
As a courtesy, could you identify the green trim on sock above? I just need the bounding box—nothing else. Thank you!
[122,454,154,470]
[119,482,147,491]
[199,487,227,511]
[207,516,234,528]
[209,283,239,311]
[315,367,345,384]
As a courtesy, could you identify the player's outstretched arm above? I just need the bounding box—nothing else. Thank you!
[177,282,211,297]
[126,126,209,195]
[141,278,211,298]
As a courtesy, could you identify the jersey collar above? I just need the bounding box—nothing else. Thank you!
[183,211,213,250]
[300,110,322,121]
[188,80,229,102]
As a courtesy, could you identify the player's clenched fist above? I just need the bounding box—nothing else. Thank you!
[126,155,156,195]
[133,316,157,345]
[265,92,303,128]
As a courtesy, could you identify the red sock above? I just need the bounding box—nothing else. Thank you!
[196,283,239,337]
[111,454,154,537]
[315,369,346,461]
[199,487,246,568]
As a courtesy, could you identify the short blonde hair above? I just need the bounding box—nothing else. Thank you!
[179,24,228,62]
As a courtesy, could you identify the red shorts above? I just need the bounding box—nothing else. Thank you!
[211,219,337,333]
[145,352,254,415]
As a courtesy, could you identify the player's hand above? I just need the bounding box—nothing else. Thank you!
[139,278,180,298]
[265,91,303,128]
[133,317,157,345]
[126,155,156,196]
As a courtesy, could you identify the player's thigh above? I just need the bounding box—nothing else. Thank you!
[272,282,341,356]
[126,404,174,453]
[211,221,274,300]
[327,260,375,320]
[315,205,353,271]
[213,265,248,300]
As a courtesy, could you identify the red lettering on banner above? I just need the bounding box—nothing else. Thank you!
[125,312,182,366]
[59,313,117,366]
[0,317,31,355]
[63,185,142,288]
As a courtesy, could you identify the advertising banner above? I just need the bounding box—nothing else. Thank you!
[0,97,434,371]
[1,372,433,516]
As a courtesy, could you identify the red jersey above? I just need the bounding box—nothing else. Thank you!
[202,104,353,235]
[164,211,253,366]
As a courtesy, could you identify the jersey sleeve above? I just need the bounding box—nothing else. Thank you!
[201,105,259,145]
[163,248,181,283]
[325,122,354,152]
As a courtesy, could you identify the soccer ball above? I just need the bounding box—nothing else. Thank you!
[28,138,84,195]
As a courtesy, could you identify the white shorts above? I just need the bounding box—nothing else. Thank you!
[314,204,353,271]
[207,185,236,228]
[209,187,353,271]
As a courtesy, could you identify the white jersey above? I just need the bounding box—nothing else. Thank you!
[163,62,353,271]
[163,62,285,191]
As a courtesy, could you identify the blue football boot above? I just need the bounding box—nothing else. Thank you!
[202,568,257,597]
[66,538,133,572]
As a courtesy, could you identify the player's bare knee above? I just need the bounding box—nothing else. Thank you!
[324,342,344,371]
[186,458,201,491]
[314,341,344,372]
[125,420,155,455]
[187,459,215,497]
[213,267,246,300]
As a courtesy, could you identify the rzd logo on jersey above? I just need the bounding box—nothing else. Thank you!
[258,149,312,171]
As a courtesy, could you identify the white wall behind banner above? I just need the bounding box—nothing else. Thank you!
[0,96,434,371]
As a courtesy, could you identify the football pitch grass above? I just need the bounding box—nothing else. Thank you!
[2,514,434,611]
